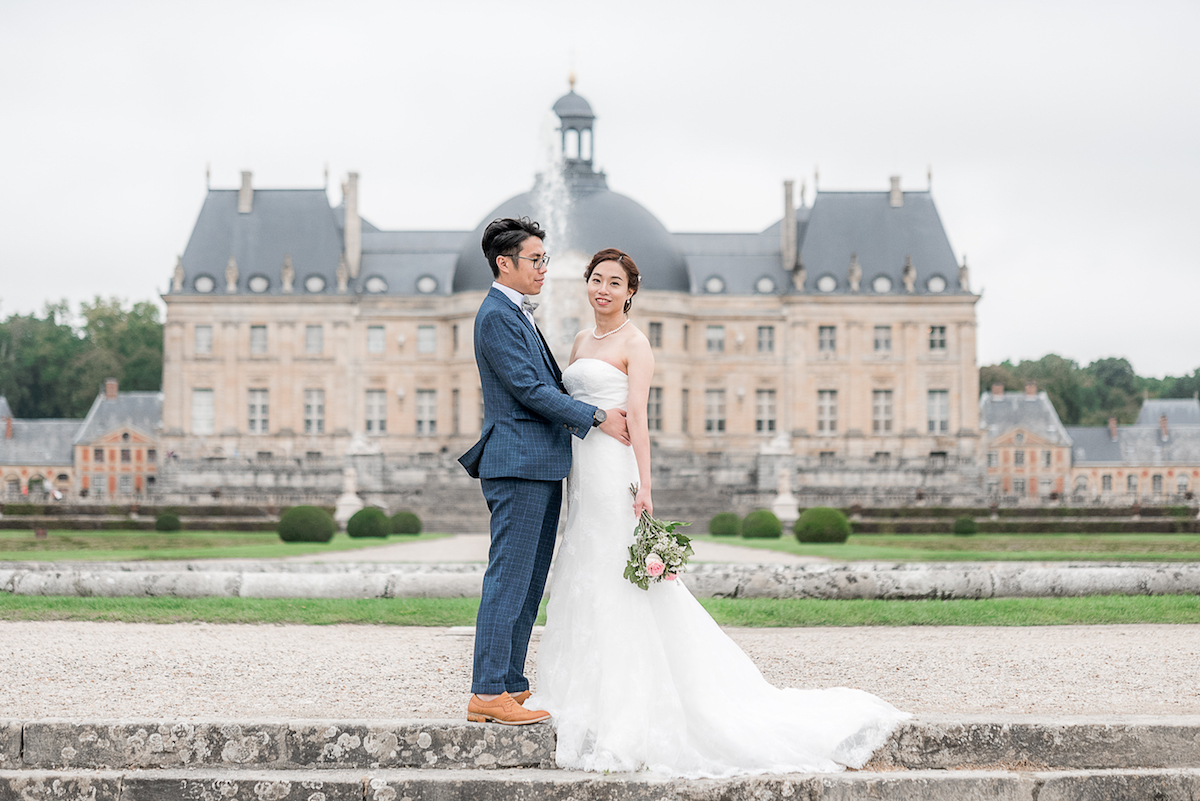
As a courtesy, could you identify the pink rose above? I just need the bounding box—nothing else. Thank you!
[664,572,677,581]
[645,555,665,577]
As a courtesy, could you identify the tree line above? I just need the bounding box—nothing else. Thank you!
[0,298,163,418]
[981,355,1200,426]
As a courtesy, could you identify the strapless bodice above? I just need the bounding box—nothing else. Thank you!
[563,359,628,410]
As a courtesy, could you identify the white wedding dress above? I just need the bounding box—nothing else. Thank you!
[528,358,910,778]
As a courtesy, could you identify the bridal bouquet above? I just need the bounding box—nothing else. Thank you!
[623,483,693,590]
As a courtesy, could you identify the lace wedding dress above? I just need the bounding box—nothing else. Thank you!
[528,358,909,778]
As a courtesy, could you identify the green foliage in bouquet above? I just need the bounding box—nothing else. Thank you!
[623,484,693,590]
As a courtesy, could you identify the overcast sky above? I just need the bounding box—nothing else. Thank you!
[1,0,1197,377]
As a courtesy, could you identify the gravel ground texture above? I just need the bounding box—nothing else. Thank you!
[2,621,1197,720]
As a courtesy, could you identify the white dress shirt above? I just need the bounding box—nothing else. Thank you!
[492,281,536,327]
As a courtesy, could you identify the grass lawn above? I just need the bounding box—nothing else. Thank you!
[0,530,448,562]
[1,594,1199,627]
[697,533,1200,562]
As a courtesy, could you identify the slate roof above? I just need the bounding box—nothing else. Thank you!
[1069,426,1200,466]
[797,191,964,295]
[0,419,78,467]
[1136,398,1200,427]
[980,391,1073,446]
[177,189,345,296]
[1065,426,1124,463]
[75,392,163,445]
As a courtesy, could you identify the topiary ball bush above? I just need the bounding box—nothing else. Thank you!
[742,509,783,538]
[794,507,851,543]
[277,505,336,543]
[390,510,423,535]
[154,513,182,532]
[347,507,391,538]
[708,512,741,537]
[953,516,978,536]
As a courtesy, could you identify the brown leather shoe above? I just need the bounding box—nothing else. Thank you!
[511,690,532,705]
[467,692,550,725]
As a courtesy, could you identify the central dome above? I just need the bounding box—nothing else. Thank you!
[453,88,690,293]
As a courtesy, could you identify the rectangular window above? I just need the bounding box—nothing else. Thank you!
[704,389,726,433]
[987,481,1000,495]
[304,389,325,434]
[367,326,385,354]
[873,325,891,353]
[817,390,838,433]
[305,325,323,355]
[706,325,725,353]
[416,389,437,435]
[872,389,893,434]
[987,451,998,468]
[873,451,891,466]
[118,476,132,495]
[929,325,947,351]
[1127,474,1138,493]
[249,325,267,355]
[755,389,776,433]
[1014,477,1026,496]
[192,389,215,435]
[681,389,689,433]
[1102,474,1112,492]
[418,325,436,354]
[256,451,273,461]
[648,322,662,348]
[94,447,104,463]
[682,324,689,351]
[147,449,157,463]
[927,389,949,434]
[1043,450,1052,468]
[928,451,949,468]
[452,324,459,352]
[452,389,461,435]
[1014,450,1025,466]
[818,325,836,353]
[195,325,213,355]
[365,389,387,434]
[819,451,837,467]
[120,449,131,463]
[757,326,774,354]
[248,389,269,434]
[305,451,322,461]
[1152,474,1163,494]
[1039,479,1053,496]
[647,387,663,432]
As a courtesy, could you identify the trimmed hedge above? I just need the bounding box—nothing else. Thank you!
[742,510,783,539]
[390,511,423,535]
[708,512,741,537]
[154,513,182,532]
[795,507,851,543]
[347,507,390,538]
[953,516,978,536]
[277,506,336,543]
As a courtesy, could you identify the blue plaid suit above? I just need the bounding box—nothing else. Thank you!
[458,287,597,695]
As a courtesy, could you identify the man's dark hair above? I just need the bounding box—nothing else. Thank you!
[482,217,545,278]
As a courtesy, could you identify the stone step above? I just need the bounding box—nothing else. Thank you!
[2,767,1200,801]
[4,717,1199,773]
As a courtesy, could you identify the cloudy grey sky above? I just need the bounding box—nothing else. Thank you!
[2,0,1197,376]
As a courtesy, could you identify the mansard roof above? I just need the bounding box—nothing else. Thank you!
[1136,398,1200,427]
[0,419,78,467]
[1068,424,1200,465]
[75,391,163,445]
[980,391,1073,447]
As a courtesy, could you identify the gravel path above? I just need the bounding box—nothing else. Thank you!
[2,621,1197,720]
[283,534,826,565]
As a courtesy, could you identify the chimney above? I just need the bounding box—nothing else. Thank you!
[992,383,1005,400]
[781,180,796,270]
[889,175,903,207]
[1024,381,1037,399]
[105,378,118,400]
[4,416,11,440]
[1160,413,1169,441]
[1109,417,1118,442]
[344,172,361,278]
[238,171,253,214]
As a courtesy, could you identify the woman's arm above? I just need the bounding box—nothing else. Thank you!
[624,330,656,518]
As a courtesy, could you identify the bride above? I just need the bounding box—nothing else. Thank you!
[528,248,910,778]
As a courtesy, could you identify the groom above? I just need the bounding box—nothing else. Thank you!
[458,217,629,725]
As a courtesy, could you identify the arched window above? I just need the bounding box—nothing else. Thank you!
[1074,475,1088,493]
[1127,474,1138,493]
[1177,474,1189,494]
[581,129,592,161]
[564,129,580,160]
[3,477,19,497]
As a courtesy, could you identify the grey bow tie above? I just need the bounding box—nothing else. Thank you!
[522,297,539,314]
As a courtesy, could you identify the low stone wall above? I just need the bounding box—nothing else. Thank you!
[4,560,1199,600]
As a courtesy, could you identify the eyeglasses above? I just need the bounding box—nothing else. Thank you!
[507,253,550,269]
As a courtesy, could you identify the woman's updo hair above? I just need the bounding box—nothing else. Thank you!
[584,248,640,314]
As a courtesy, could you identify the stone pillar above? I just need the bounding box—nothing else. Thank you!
[344,173,361,279]
[781,180,796,271]
[238,171,253,214]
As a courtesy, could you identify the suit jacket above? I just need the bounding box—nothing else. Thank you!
[458,287,597,481]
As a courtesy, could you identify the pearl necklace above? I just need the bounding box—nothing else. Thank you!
[591,319,630,340]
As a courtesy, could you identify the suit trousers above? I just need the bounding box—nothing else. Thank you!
[472,477,562,695]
